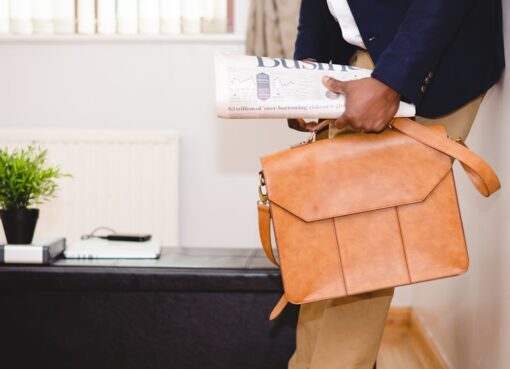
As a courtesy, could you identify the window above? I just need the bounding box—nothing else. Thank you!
[0,0,238,36]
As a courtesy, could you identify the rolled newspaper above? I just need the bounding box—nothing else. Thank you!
[215,53,416,119]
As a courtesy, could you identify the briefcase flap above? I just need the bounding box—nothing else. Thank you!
[260,125,452,222]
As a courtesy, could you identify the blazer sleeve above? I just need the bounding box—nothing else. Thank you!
[294,0,331,61]
[371,0,477,106]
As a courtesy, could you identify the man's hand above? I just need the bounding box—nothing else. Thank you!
[287,118,320,132]
[322,76,400,133]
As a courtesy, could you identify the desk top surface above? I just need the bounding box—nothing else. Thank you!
[0,247,282,292]
[54,247,276,270]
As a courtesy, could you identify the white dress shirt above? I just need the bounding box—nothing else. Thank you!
[326,0,416,115]
[326,0,366,49]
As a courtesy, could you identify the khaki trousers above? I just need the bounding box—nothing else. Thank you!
[288,50,484,369]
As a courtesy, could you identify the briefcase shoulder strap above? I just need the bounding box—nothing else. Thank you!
[257,202,287,320]
[392,118,501,197]
[257,201,279,267]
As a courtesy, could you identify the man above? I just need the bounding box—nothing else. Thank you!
[287,1,504,369]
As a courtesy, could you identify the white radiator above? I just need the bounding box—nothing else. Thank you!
[0,129,179,246]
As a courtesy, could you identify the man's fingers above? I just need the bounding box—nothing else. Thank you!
[288,118,307,131]
[288,118,319,132]
[334,114,349,130]
[304,122,319,130]
[296,118,319,131]
[322,76,346,94]
[295,118,307,129]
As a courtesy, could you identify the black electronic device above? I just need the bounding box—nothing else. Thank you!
[103,234,152,242]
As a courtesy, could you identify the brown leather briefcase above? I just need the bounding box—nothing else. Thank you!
[257,118,500,320]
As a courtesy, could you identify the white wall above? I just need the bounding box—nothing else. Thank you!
[0,37,306,249]
[411,1,510,367]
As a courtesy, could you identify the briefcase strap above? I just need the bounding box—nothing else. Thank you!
[257,201,278,266]
[258,117,501,320]
[391,118,500,196]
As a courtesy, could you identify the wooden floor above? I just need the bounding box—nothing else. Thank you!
[377,308,447,369]
[379,325,438,369]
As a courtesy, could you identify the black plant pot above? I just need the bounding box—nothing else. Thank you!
[0,208,39,245]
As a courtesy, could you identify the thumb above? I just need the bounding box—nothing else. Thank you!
[334,114,350,130]
[322,76,346,94]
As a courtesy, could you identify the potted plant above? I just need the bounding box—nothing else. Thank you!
[0,144,69,244]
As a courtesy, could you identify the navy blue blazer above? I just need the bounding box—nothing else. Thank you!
[294,0,505,117]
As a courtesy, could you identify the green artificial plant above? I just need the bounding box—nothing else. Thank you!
[0,144,70,211]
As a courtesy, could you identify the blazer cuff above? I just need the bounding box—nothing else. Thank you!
[371,57,433,107]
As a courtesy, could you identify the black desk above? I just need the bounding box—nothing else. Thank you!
[0,248,298,369]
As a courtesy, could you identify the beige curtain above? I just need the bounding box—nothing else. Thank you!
[246,0,301,59]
